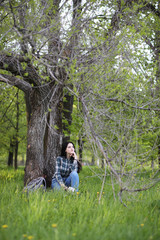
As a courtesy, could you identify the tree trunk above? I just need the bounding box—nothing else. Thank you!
[78,138,84,162]
[158,136,160,169]
[62,92,74,143]
[91,155,95,166]
[24,85,63,186]
[14,139,18,169]
[14,90,19,170]
[43,85,63,186]
[8,140,14,167]
[24,92,46,185]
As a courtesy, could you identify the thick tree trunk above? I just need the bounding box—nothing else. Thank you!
[24,85,63,186]
[24,95,46,185]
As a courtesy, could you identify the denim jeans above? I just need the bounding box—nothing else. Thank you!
[51,171,79,192]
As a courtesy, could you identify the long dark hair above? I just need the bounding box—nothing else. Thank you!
[60,141,82,173]
[61,141,75,158]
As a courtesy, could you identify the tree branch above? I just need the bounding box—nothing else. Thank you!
[81,96,123,185]
[0,74,32,94]
[138,1,160,18]
[121,178,160,193]
[93,93,160,112]
[0,52,42,86]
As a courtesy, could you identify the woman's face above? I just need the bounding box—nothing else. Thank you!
[65,143,75,156]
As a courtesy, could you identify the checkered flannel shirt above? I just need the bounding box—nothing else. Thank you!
[52,156,78,185]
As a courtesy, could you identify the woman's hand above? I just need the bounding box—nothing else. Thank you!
[60,183,68,191]
[70,152,77,160]
[68,187,75,192]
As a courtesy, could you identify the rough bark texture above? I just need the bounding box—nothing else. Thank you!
[24,89,47,185]
[43,85,63,186]
[24,83,63,186]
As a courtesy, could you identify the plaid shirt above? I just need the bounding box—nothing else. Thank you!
[52,156,78,185]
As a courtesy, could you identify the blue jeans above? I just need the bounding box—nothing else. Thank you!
[51,171,79,192]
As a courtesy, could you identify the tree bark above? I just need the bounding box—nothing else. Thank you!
[24,83,63,186]
[62,92,74,143]
[14,90,19,169]
[8,139,14,167]
[78,138,84,162]
[14,139,18,170]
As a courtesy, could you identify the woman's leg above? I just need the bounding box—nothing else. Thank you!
[65,171,79,192]
[51,178,61,190]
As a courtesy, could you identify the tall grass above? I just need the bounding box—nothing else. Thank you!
[0,166,160,240]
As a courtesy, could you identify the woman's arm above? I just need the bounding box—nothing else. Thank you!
[54,157,64,185]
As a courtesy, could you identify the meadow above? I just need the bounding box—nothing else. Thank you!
[0,165,160,240]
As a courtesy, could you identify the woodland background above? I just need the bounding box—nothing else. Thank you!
[0,0,160,195]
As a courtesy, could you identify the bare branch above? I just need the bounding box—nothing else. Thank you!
[93,93,160,112]
[81,96,123,185]
[98,161,107,204]
[122,178,160,193]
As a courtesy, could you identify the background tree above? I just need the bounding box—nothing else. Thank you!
[0,84,27,167]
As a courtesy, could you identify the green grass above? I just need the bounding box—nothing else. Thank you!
[0,166,160,240]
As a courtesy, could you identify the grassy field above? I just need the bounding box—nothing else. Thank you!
[0,165,160,240]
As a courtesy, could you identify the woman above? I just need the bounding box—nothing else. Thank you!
[51,142,81,192]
